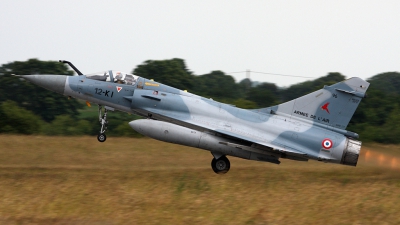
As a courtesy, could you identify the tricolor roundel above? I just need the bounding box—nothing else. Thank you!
[322,138,333,149]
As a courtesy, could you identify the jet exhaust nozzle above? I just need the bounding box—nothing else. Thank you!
[341,139,361,166]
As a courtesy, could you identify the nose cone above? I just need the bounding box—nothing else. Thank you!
[20,75,67,95]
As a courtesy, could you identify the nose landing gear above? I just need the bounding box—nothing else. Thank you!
[97,105,114,142]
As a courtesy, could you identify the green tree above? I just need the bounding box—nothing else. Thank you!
[355,74,400,142]
[41,115,92,136]
[348,88,397,129]
[367,72,400,96]
[0,100,42,134]
[279,72,345,102]
[0,58,82,122]
[133,58,193,91]
[246,82,279,108]
[192,70,243,101]
[239,78,252,91]
[379,105,400,143]
[233,98,258,109]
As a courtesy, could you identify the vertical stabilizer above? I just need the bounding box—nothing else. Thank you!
[267,77,369,129]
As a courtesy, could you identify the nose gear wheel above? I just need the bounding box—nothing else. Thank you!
[97,133,107,142]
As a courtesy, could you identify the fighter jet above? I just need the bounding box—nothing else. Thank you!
[19,60,369,174]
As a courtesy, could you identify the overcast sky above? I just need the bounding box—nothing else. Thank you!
[1,1,399,87]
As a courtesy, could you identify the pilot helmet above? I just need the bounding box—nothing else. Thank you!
[115,72,123,80]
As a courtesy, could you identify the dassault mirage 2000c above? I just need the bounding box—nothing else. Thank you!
[19,60,369,174]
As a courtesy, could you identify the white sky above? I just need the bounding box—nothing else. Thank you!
[1,0,399,87]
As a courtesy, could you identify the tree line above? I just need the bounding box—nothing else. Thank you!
[1,58,400,143]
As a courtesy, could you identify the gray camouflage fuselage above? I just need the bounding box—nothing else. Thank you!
[20,71,369,169]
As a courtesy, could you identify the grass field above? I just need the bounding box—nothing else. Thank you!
[0,135,399,225]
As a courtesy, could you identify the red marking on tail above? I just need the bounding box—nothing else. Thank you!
[321,102,330,114]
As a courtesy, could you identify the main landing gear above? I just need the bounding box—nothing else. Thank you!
[211,155,230,174]
[97,105,114,142]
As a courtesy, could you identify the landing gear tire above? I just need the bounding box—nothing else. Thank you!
[97,133,107,142]
[211,156,230,174]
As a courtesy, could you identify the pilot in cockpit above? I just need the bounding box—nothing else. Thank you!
[114,72,124,84]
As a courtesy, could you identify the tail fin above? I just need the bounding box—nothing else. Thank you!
[265,77,369,130]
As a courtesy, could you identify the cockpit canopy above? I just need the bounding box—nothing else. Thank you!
[86,70,139,85]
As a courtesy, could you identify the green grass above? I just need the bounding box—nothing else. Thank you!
[0,135,399,224]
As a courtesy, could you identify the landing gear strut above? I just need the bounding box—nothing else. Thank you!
[97,105,110,142]
[211,156,230,174]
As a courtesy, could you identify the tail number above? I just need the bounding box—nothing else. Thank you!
[95,88,114,98]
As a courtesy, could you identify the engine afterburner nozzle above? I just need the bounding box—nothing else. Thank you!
[19,75,67,95]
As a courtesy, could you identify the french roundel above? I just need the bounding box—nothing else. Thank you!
[322,138,333,149]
